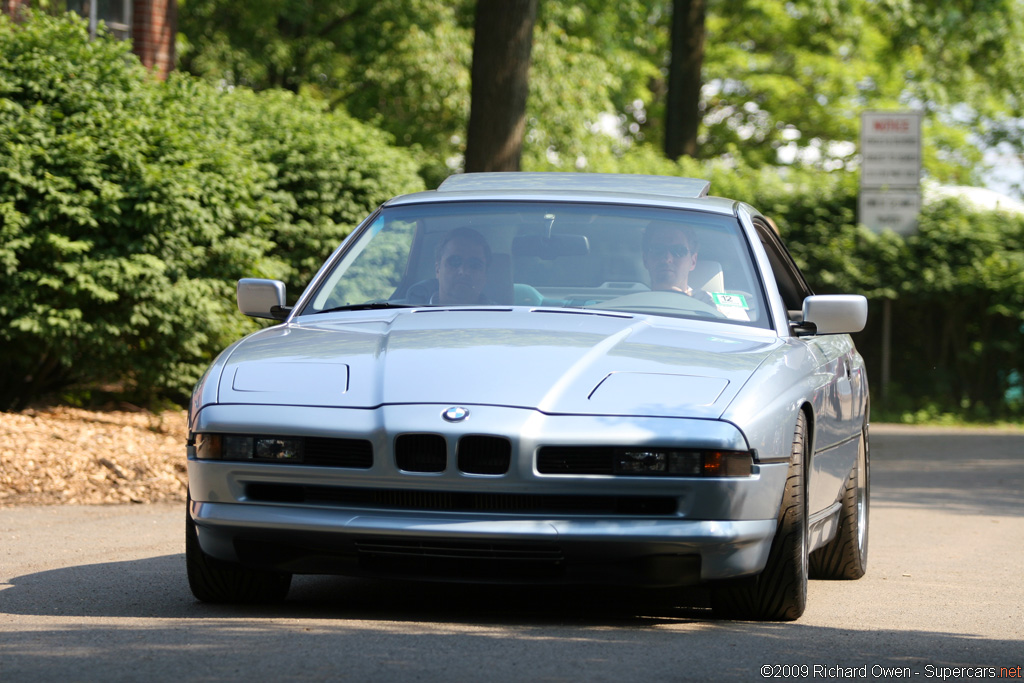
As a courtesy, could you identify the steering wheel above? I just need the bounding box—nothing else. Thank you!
[585,290,726,319]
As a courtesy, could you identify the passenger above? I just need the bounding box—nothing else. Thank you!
[641,222,717,308]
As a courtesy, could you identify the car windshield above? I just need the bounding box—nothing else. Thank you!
[302,201,770,328]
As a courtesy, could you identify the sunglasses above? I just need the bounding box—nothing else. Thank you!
[444,255,486,271]
[645,244,690,259]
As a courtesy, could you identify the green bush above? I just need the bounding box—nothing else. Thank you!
[0,12,423,410]
[225,88,425,291]
[873,202,1024,419]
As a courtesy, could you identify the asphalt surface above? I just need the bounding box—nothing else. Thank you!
[2,425,1022,682]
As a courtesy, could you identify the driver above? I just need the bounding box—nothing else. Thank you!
[404,226,493,305]
[641,221,716,308]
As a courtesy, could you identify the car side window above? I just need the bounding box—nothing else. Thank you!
[754,218,813,318]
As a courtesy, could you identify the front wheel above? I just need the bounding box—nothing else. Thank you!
[712,412,809,621]
[809,426,869,579]
[186,499,292,603]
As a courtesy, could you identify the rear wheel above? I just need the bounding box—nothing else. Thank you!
[809,426,869,579]
[712,412,808,621]
[186,499,292,603]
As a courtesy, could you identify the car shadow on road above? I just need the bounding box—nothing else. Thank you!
[2,555,1020,678]
[0,552,715,625]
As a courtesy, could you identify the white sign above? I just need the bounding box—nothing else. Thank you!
[858,188,921,235]
[860,111,922,233]
[860,111,922,189]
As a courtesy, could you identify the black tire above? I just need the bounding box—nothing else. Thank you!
[186,501,292,604]
[712,412,809,621]
[809,426,869,580]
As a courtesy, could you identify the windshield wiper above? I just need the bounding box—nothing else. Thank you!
[313,301,414,314]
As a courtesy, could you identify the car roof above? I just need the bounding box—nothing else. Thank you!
[385,172,738,214]
[438,172,711,197]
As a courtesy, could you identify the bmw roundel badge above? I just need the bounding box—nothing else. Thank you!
[442,406,470,422]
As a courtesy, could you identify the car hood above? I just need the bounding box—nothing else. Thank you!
[216,309,781,419]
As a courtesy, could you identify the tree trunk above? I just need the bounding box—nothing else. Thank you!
[464,0,538,173]
[664,0,706,160]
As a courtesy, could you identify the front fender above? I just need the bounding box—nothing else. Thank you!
[720,340,822,465]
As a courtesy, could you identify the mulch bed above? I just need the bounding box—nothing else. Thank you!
[0,406,189,507]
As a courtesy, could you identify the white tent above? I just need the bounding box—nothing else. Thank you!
[924,182,1024,216]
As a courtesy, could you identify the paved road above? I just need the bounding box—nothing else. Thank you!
[2,426,1022,682]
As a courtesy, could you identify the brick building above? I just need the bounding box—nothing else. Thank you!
[2,0,177,79]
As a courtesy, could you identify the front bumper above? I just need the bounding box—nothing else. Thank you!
[191,499,778,586]
[188,403,787,586]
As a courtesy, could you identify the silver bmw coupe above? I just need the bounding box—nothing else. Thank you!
[186,172,870,620]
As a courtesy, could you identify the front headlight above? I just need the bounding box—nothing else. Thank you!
[615,448,750,476]
[538,446,755,477]
[253,437,303,462]
[193,434,303,463]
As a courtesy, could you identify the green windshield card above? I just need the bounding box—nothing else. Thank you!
[712,292,749,309]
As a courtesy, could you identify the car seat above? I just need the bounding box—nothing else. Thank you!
[483,253,514,304]
[691,260,724,294]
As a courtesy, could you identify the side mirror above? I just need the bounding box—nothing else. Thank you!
[237,279,290,320]
[796,295,867,335]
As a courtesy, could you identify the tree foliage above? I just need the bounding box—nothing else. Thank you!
[0,12,423,409]
[178,0,1023,190]
[702,0,1023,180]
[179,0,474,186]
